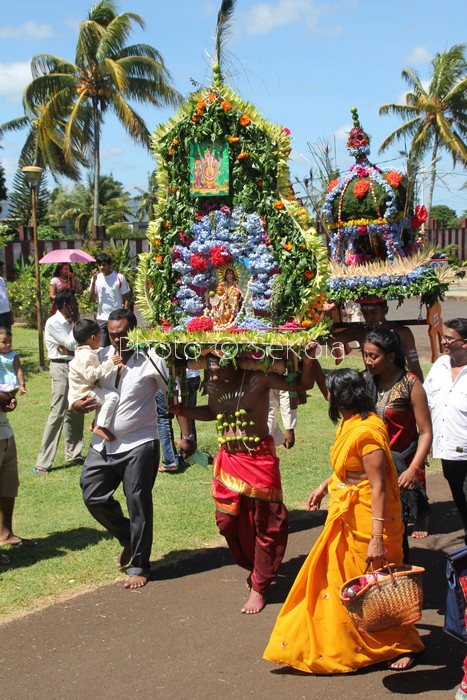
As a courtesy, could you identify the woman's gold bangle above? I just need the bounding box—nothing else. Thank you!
[371,533,384,538]
[319,483,327,495]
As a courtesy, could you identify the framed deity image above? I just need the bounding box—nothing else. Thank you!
[189,139,229,196]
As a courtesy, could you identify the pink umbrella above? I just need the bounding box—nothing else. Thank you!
[39,248,96,264]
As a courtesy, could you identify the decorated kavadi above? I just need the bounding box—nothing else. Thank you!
[133,4,330,372]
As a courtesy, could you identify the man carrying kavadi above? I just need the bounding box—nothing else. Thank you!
[172,344,317,614]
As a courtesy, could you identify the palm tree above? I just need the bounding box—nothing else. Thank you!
[49,174,131,237]
[133,169,158,222]
[21,0,181,228]
[0,103,87,182]
[379,43,467,215]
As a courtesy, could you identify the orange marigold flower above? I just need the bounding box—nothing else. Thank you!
[197,99,206,110]
[168,148,175,156]
[327,179,339,193]
[191,114,200,122]
[353,180,370,199]
[154,240,161,246]
[257,180,263,187]
[283,242,293,251]
[385,170,403,188]
[163,220,170,229]
[301,319,312,329]
[207,92,216,102]
[171,139,179,146]
[237,151,249,160]
[171,187,178,193]
[304,270,315,279]
[197,108,203,116]
[221,100,231,112]
[261,218,267,227]
[154,254,163,263]
[228,136,240,143]
[239,115,251,126]
[274,200,285,210]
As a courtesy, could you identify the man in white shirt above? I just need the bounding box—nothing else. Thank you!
[76,309,195,589]
[424,317,467,542]
[0,261,13,332]
[88,253,129,347]
[34,289,84,475]
[267,389,297,448]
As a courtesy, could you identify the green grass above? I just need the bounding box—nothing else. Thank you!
[0,328,438,621]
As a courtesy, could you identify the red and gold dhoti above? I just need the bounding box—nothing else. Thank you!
[212,435,288,594]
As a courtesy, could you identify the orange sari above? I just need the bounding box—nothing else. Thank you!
[263,413,424,674]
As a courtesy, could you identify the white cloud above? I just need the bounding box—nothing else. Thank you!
[243,0,330,35]
[0,20,53,40]
[405,46,432,65]
[335,124,352,142]
[0,62,31,103]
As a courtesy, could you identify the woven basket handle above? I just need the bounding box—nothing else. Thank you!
[365,558,396,588]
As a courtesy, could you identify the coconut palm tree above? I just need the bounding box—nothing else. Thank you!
[21,0,181,228]
[49,174,131,237]
[0,103,87,181]
[379,43,467,214]
[133,169,158,222]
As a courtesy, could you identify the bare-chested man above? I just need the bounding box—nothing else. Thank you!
[172,345,316,614]
[331,298,424,380]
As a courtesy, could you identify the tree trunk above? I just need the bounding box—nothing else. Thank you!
[92,99,100,228]
[426,135,439,218]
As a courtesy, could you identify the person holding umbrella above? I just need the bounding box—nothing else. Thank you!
[49,263,83,313]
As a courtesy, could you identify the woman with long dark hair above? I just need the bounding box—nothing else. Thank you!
[363,327,432,553]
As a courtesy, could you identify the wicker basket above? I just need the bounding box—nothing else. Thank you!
[339,562,424,633]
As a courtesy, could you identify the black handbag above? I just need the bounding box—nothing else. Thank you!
[444,545,467,642]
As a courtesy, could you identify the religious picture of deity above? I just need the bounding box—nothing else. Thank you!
[190,140,229,197]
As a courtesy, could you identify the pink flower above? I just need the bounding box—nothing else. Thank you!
[356,166,369,178]
[282,127,291,135]
[357,225,368,235]
[179,231,191,246]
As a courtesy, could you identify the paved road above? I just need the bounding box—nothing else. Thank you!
[0,469,465,700]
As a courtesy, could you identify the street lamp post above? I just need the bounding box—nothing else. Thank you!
[22,165,45,369]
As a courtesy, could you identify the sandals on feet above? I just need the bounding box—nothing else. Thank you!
[387,651,424,671]
[33,467,49,475]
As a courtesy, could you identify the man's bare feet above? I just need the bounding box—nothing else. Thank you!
[411,517,429,539]
[92,426,116,441]
[241,588,265,614]
[116,546,131,569]
[123,575,148,589]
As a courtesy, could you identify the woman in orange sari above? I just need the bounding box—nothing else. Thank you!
[263,368,424,674]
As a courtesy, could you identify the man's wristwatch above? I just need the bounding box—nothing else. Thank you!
[181,434,196,442]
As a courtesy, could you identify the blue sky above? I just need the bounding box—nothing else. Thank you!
[1,0,466,215]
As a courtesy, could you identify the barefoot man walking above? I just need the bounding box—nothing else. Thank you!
[173,345,316,613]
